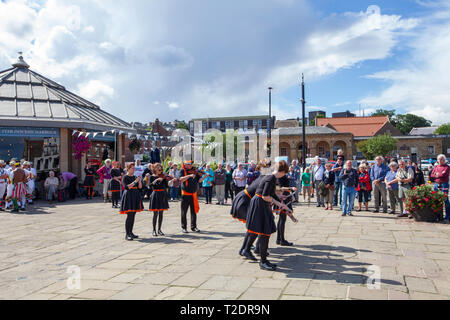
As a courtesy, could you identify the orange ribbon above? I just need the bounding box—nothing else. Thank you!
[182,190,200,214]
[244,189,252,199]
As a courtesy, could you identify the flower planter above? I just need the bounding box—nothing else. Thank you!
[412,208,442,223]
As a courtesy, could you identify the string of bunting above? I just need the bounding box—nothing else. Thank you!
[72,129,163,141]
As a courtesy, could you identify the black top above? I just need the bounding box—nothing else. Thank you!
[340,168,359,188]
[111,168,122,178]
[84,167,95,176]
[255,175,280,201]
[143,168,152,178]
[277,175,290,188]
[150,175,168,190]
[122,175,141,190]
[180,168,201,193]
[246,175,264,196]
[323,170,335,185]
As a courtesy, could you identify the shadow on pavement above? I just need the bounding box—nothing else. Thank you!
[270,245,402,286]
[137,237,192,244]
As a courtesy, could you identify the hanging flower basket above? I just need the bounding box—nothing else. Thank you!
[128,138,142,154]
[73,135,91,160]
[405,185,446,222]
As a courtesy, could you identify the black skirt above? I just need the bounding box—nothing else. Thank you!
[83,175,95,187]
[230,189,252,223]
[246,195,277,236]
[149,189,169,211]
[110,179,121,192]
[120,188,144,214]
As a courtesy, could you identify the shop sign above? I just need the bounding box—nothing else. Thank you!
[0,127,59,138]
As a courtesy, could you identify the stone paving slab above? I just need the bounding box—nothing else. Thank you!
[0,197,449,300]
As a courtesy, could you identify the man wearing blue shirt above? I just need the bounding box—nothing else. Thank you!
[332,158,344,208]
[370,156,389,213]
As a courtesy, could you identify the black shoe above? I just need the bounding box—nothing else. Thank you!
[239,249,245,256]
[266,260,278,268]
[259,261,276,271]
[254,248,270,256]
[372,210,379,213]
[243,250,258,261]
[131,234,139,239]
[276,240,281,245]
[316,204,321,207]
[158,230,165,236]
[182,228,189,233]
[382,210,388,214]
[152,231,158,237]
[125,235,133,241]
[192,227,200,233]
[280,240,293,246]
[20,207,26,211]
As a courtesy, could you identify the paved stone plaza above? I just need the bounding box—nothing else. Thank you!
[0,197,449,300]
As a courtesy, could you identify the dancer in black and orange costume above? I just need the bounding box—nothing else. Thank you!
[148,163,172,236]
[275,175,297,247]
[83,162,95,199]
[231,175,263,255]
[241,160,297,271]
[179,160,203,233]
[110,161,122,208]
[120,162,144,241]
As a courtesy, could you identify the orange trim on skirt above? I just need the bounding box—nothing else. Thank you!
[247,229,271,237]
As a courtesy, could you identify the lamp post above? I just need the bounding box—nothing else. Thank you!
[268,87,273,140]
[301,74,307,170]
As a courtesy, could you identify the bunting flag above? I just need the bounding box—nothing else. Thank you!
[102,131,107,136]
[72,130,77,136]
[93,132,99,138]
[77,131,84,138]
[85,132,91,138]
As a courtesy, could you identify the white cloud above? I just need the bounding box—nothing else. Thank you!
[166,102,180,109]
[78,80,114,105]
[360,2,450,125]
[0,1,426,125]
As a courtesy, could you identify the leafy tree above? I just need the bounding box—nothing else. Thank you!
[176,121,189,130]
[395,114,432,135]
[436,123,450,135]
[358,134,398,160]
[310,114,325,126]
[371,109,397,125]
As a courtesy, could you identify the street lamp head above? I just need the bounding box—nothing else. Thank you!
[268,87,273,91]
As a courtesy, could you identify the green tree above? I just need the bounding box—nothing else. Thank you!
[371,109,397,125]
[358,134,398,160]
[436,123,450,135]
[395,114,432,135]
[177,121,189,130]
[310,114,325,126]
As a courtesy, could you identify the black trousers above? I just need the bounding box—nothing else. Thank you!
[112,192,120,206]
[225,182,234,201]
[244,232,270,262]
[276,213,287,242]
[181,195,197,229]
[234,186,245,198]
[125,212,136,236]
[69,177,78,199]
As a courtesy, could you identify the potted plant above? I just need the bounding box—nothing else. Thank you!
[405,185,446,222]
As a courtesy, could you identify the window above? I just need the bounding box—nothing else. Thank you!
[428,146,435,155]
[216,121,221,129]
[281,148,287,156]
[239,120,244,128]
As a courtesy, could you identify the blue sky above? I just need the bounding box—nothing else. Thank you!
[0,0,449,124]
